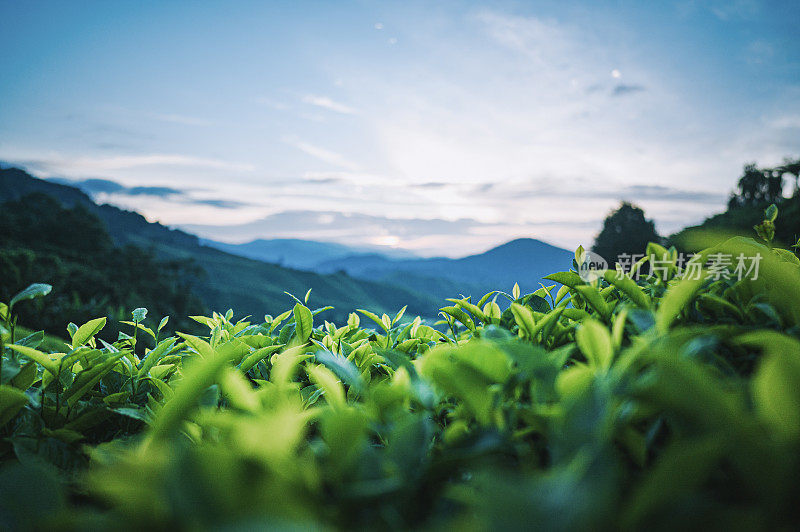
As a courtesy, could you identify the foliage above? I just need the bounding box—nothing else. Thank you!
[2,221,800,530]
[592,202,662,265]
[672,189,800,251]
[0,193,207,338]
[727,161,790,210]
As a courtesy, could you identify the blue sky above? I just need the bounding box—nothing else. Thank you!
[1,0,798,256]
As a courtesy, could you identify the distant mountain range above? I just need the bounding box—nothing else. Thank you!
[314,238,573,300]
[206,234,574,302]
[203,238,416,271]
[0,167,439,322]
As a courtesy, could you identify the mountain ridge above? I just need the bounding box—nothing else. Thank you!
[315,236,573,300]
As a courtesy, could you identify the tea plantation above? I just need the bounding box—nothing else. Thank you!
[1,210,799,530]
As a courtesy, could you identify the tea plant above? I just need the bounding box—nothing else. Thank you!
[1,207,799,530]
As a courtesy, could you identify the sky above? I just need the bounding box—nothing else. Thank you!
[1,0,799,257]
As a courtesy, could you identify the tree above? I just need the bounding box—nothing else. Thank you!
[728,163,784,209]
[592,202,661,265]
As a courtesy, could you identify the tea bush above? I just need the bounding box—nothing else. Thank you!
[1,207,799,530]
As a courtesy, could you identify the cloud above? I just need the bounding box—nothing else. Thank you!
[301,176,343,185]
[301,94,356,115]
[48,177,181,198]
[474,10,569,66]
[190,198,250,209]
[612,84,647,97]
[283,137,360,170]
[48,177,126,194]
[616,185,725,203]
[16,154,254,174]
[413,182,449,189]
[126,186,184,196]
[709,0,760,20]
[46,177,249,209]
[484,180,725,204]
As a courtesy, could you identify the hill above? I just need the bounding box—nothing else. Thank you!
[0,192,206,336]
[316,237,574,300]
[0,167,441,322]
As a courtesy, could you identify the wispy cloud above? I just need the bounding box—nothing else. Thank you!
[301,94,356,114]
[13,153,255,173]
[301,176,343,185]
[413,182,449,189]
[474,181,724,204]
[617,185,724,203]
[283,137,360,170]
[49,177,181,197]
[709,0,760,21]
[48,176,251,209]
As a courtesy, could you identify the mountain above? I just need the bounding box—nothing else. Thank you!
[0,167,441,323]
[202,238,415,270]
[316,238,574,300]
[0,167,197,249]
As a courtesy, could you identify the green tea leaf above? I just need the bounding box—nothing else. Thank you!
[307,364,346,408]
[132,308,148,322]
[72,317,107,348]
[7,344,60,375]
[0,385,29,427]
[293,303,314,343]
[602,270,650,309]
[9,283,52,310]
[575,319,614,370]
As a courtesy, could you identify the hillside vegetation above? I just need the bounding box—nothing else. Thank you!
[0,193,206,337]
[1,206,799,530]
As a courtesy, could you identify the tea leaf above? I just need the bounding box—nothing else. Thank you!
[9,283,52,310]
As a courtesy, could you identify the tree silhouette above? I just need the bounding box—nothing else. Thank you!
[728,163,784,209]
[592,202,661,265]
